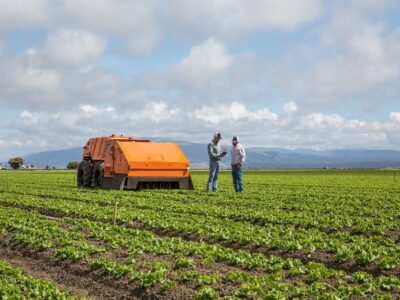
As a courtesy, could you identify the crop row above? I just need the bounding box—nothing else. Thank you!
[1,206,399,299]
[0,259,77,300]
[2,171,400,236]
[1,190,400,272]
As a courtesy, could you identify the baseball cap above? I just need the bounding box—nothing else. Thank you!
[214,131,222,139]
[232,136,239,142]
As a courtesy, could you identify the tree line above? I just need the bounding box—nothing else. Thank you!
[3,157,80,170]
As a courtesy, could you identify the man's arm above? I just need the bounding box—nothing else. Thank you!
[208,143,220,159]
[239,145,246,164]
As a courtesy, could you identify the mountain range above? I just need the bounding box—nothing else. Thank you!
[19,141,400,169]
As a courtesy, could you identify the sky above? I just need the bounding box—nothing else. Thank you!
[0,0,400,161]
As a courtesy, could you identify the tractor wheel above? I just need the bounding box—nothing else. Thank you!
[92,162,104,188]
[77,160,94,188]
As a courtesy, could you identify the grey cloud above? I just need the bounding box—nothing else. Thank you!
[269,0,400,111]
[0,49,123,109]
[44,30,107,66]
[164,0,323,42]
[0,0,161,55]
[0,0,323,54]
[0,0,49,34]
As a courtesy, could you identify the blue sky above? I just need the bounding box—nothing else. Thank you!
[0,0,399,161]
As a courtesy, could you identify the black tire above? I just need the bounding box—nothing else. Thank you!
[77,160,94,188]
[92,162,104,188]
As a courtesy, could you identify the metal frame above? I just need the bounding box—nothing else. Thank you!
[100,174,194,190]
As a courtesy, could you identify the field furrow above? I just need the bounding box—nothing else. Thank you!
[1,170,400,299]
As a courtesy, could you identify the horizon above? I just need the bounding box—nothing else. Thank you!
[3,139,400,164]
[4,136,400,162]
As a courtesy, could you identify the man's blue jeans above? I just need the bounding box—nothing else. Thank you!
[232,165,244,192]
[206,160,220,192]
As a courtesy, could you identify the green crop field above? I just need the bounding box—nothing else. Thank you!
[1,169,400,299]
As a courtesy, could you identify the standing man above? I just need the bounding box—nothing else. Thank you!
[206,132,226,192]
[231,136,246,192]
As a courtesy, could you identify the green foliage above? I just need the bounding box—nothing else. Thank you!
[0,170,400,299]
[195,286,220,300]
[224,271,249,283]
[66,161,80,170]
[174,257,195,269]
[0,260,76,299]
[235,282,264,298]
[8,157,24,169]
[160,280,177,293]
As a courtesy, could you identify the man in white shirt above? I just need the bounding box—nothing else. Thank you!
[231,136,246,192]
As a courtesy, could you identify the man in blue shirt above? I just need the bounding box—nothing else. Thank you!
[206,132,226,192]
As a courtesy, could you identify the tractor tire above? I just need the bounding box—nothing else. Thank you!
[77,160,94,188]
[92,162,104,188]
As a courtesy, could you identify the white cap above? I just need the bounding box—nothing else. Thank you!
[214,132,222,139]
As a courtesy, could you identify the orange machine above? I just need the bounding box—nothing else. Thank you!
[77,135,194,190]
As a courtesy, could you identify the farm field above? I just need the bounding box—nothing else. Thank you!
[1,169,400,299]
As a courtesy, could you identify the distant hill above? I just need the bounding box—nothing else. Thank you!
[23,141,400,169]
[24,148,83,169]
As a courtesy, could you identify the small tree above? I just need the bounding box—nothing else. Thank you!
[66,161,79,170]
[8,157,24,169]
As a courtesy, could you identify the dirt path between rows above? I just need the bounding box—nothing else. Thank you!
[2,201,399,278]
[0,243,153,299]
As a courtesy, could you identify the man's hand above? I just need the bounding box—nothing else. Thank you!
[232,163,241,168]
[219,151,227,157]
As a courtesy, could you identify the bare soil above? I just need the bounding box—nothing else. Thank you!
[2,201,400,278]
[0,241,166,299]
[127,222,400,277]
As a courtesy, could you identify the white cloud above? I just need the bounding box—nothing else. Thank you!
[80,104,114,114]
[45,30,106,66]
[173,38,233,84]
[19,111,40,127]
[1,0,400,160]
[390,112,400,123]
[299,113,344,129]
[3,104,400,161]
[148,101,180,123]
[25,47,37,56]
[283,101,297,114]
[194,102,278,124]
